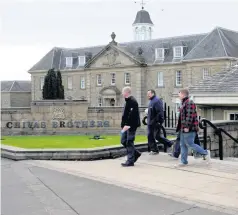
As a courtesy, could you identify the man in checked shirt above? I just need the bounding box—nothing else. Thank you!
[175,88,211,167]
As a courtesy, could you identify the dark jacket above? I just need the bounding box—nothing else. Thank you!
[176,97,199,132]
[121,96,141,131]
[147,96,164,126]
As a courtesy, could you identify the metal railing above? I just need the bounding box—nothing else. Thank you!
[199,118,238,160]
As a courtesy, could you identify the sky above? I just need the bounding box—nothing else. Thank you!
[0,0,238,81]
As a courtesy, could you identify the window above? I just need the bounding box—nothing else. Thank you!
[229,113,238,120]
[78,56,86,66]
[66,57,73,67]
[155,48,164,59]
[203,68,210,79]
[176,71,182,86]
[141,26,146,40]
[40,77,44,90]
[96,74,102,86]
[111,73,116,85]
[80,77,85,89]
[124,73,130,85]
[173,46,183,58]
[67,76,73,89]
[98,97,102,107]
[157,72,164,86]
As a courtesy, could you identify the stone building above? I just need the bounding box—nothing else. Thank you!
[1,81,31,108]
[188,64,238,121]
[1,8,238,129]
[28,8,238,111]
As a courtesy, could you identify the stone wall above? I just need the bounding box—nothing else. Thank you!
[1,101,148,136]
[203,121,238,158]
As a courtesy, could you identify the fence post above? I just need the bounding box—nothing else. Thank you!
[175,111,177,127]
[203,121,207,150]
[168,106,170,128]
[218,129,223,160]
[164,103,167,127]
[171,110,174,128]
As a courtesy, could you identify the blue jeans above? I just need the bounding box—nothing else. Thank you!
[173,131,200,158]
[180,131,208,164]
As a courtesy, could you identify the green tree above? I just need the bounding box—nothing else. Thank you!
[42,68,64,100]
[42,70,50,99]
[48,68,57,99]
[56,70,65,99]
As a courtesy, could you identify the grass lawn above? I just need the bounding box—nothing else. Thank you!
[1,135,174,149]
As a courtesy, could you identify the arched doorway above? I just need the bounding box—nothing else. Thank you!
[99,86,121,106]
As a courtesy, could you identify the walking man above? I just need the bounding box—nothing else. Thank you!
[175,88,210,166]
[120,87,141,167]
[146,89,164,154]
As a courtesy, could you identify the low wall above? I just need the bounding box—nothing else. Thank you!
[1,101,149,136]
[203,121,238,158]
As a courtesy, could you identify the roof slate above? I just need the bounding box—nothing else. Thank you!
[1,81,31,92]
[133,9,153,25]
[28,27,238,72]
[189,65,238,93]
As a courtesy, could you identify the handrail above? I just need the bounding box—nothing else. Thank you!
[199,118,238,160]
[219,127,238,143]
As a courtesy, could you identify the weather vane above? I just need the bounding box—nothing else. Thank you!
[134,0,147,9]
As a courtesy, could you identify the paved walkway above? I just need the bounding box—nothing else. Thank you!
[1,157,236,215]
[25,153,238,215]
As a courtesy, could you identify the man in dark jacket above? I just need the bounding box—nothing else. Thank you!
[120,87,141,167]
[147,89,164,154]
[175,88,210,166]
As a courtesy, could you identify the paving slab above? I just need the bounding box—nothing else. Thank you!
[25,152,238,214]
[2,158,233,215]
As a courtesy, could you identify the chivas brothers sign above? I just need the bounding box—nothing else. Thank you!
[5,120,110,129]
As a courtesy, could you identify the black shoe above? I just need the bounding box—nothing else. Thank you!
[134,152,141,162]
[121,162,134,167]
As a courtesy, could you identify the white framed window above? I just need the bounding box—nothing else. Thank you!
[229,113,238,120]
[78,56,86,66]
[173,46,183,58]
[176,70,182,86]
[157,72,164,86]
[111,73,116,85]
[67,76,73,90]
[40,77,44,90]
[66,57,73,67]
[155,48,164,59]
[96,74,102,86]
[98,97,102,107]
[124,73,130,85]
[202,68,210,79]
[80,77,85,89]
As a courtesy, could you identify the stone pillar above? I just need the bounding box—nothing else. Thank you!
[211,108,214,121]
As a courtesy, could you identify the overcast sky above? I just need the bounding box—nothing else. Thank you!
[0,0,238,81]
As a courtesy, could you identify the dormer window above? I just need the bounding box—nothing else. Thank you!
[155,48,164,59]
[173,46,183,58]
[78,56,86,66]
[66,57,73,67]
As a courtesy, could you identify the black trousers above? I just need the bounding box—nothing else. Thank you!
[147,125,159,152]
[121,130,140,164]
